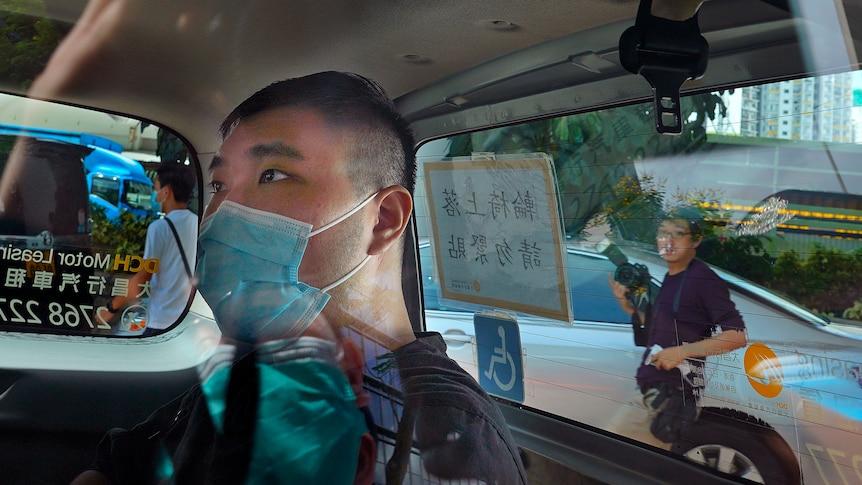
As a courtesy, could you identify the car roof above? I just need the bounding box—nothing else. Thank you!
[5,1,850,169]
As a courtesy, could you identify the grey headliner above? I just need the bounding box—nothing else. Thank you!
[6,1,638,160]
[4,1,860,167]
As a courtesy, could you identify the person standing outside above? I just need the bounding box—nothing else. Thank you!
[99,161,197,333]
[608,206,748,449]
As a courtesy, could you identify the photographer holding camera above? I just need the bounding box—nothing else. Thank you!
[606,206,748,449]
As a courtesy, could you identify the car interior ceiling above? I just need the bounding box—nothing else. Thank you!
[5,1,846,167]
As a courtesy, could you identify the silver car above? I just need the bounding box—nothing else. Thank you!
[423,239,862,484]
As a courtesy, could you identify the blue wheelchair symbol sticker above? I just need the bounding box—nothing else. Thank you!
[475,312,524,402]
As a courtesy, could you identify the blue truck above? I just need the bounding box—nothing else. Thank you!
[0,123,159,222]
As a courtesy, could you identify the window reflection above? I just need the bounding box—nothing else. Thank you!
[416,71,862,484]
[428,73,862,321]
[0,94,199,337]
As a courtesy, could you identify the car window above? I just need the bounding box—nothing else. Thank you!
[419,73,862,323]
[123,179,155,212]
[0,93,200,337]
[90,177,120,206]
[417,70,862,483]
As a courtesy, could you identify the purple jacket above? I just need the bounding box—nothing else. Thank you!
[636,259,746,390]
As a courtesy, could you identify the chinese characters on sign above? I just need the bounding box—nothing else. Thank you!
[424,156,571,322]
[0,247,156,330]
[4,248,156,296]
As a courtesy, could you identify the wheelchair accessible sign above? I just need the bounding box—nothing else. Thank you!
[475,312,524,402]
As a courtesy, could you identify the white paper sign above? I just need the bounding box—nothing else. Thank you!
[423,156,571,322]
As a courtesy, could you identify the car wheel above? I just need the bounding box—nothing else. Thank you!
[671,409,800,485]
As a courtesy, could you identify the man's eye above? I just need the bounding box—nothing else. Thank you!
[259,169,289,184]
[207,181,224,194]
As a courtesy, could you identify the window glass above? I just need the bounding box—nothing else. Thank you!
[417,71,862,483]
[123,179,155,212]
[90,177,120,206]
[0,93,199,337]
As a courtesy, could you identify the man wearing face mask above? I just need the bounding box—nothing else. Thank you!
[72,72,526,484]
[98,161,197,334]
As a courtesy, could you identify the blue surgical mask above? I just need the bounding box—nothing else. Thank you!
[197,337,367,484]
[150,188,162,213]
[196,194,376,343]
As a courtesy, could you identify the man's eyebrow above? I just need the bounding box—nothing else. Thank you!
[249,142,304,160]
[208,142,303,175]
[209,154,225,172]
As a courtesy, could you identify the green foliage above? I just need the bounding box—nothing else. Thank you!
[589,174,665,243]
[575,141,862,320]
[589,172,778,285]
[843,300,862,320]
[91,205,155,261]
[0,8,68,90]
[698,235,774,283]
[670,187,730,241]
[768,245,862,318]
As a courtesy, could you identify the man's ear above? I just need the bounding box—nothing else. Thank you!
[368,185,412,256]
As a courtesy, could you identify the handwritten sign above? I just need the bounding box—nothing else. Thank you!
[424,156,571,322]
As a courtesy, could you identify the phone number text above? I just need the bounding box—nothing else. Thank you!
[0,298,111,330]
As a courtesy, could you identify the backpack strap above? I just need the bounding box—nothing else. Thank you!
[164,217,193,279]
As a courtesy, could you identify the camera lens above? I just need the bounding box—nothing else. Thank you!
[614,263,636,286]
[614,262,648,290]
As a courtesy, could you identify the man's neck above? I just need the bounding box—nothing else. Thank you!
[161,200,186,214]
[667,257,694,275]
[323,278,417,351]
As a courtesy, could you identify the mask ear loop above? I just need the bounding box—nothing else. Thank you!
[310,191,379,293]
[321,255,371,293]
[309,191,379,237]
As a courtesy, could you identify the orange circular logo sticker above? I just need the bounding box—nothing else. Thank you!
[744,343,784,398]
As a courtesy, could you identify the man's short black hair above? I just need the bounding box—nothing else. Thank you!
[219,71,417,197]
[660,205,704,239]
[156,161,195,203]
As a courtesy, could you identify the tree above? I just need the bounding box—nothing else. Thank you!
[0,7,68,90]
[589,174,665,244]
[769,245,862,317]
[90,205,155,261]
[156,128,189,163]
